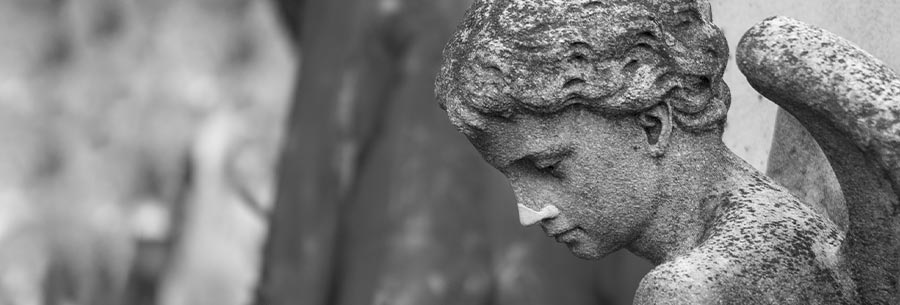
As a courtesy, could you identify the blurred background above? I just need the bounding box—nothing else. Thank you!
[0,0,897,305]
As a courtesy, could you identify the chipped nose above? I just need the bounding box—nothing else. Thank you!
[517,204,560,226]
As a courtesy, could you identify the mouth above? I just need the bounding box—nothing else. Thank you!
[547,227,581,243]
[540,218,583,243]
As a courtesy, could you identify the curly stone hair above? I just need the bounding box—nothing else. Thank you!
[435,0,731,137]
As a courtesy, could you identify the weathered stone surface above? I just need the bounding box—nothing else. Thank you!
[437,1,899,304]
[437,0,730,136]
[738,16,900,304]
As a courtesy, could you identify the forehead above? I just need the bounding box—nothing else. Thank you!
[470,108,632,168]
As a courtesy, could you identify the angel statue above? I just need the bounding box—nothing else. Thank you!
[435,0,899,304]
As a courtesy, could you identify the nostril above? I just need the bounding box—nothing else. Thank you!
[517,204,560,226]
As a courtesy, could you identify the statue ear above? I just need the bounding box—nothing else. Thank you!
[637,103,673,158]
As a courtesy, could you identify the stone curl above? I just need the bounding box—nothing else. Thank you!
[435,0,731,136]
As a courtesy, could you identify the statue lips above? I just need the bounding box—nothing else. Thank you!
[553,228,582,244]
[544,224,580,244]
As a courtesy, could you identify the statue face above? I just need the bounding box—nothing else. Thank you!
[472,108,660,259]
[437,0,729,259]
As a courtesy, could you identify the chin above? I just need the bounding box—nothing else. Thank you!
[567,242,611,260]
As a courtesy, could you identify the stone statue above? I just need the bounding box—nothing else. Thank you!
[434,0,899,304]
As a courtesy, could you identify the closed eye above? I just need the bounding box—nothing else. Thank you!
[533,158,565,178]
[507,146,572,179]
[529,149,572,179]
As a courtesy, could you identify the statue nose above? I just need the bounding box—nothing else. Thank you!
[517,204,560,226]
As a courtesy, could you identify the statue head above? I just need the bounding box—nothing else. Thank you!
[435,0,731,259]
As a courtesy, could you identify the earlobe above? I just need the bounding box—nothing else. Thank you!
[637,103,673,158]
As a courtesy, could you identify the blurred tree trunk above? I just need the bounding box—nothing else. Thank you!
[273,0,302,46]
[256,1,652,304]
[255,0,386,303]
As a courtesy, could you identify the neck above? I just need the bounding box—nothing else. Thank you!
[626,131,759,265]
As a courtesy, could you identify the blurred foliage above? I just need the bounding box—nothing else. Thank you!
[0,0,294,304]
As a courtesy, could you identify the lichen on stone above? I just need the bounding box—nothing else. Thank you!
[435,0,730,135]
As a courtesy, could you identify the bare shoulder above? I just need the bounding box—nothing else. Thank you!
[635,247,854,305]
[635,178,859,305]
[633,258,721,305]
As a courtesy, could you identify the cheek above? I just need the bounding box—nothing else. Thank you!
[567,165,655,227]
[571,141,654,204]
[564,138,657,239]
